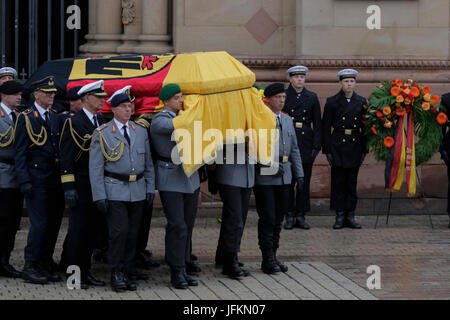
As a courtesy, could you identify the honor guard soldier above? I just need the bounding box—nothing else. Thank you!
[89,86,155,292]
[283,66,322,230]
[150,84,201,290]
[439,92,450,228]
[14,76,65,284]
[0,67,17,85]
[0,80,24,279]
[58,80,107,289]
[322,69,367,230]
[65,86,83,114]
[255,83,304,274]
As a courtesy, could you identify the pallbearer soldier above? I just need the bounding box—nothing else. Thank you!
[439,92,450,228]
[255,83,304,274]
[0,67,17,85]
[0,80,24,279]
[283,66,322,230]
[150,84,201,290]
[322,69,368,230]
[59,81,107,289]
[89,87,155,292]
[14,76,65,284]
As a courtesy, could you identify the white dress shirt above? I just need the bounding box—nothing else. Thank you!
[1,103,16,122]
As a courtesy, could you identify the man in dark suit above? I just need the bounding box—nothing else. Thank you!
[14,76,65,284]
[322,69,367,230]
[59,81,108,289]
[283,66,322,230]
[439,93,450,228]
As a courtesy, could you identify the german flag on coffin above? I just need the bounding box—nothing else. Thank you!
[24,51,277,177]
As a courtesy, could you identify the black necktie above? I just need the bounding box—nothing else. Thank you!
[11,112,17,124]
[93,115,99,128]
[123,126,131,145]
[44,111,50,124]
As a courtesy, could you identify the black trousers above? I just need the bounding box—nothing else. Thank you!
[105,201,144,270]
[254,184,290,252]
[135,202,153,255]
[24,185,65,262]
[216,184,251,255]
[288,163,313,215]
[159,189,199,271]
[60,178,105,273]
[0,188,23,258]
[330,166,360,212]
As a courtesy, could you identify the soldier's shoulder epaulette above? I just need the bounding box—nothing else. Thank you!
[22,109,33,115]
[135,118,150,129]
[61,111,75,117]
[96,123,108,132]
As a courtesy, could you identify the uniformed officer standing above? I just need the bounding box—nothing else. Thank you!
[322,69,367,230]
[283,66,322,230]
[150,84,201,290]
[439,92,450,228]
[65,86,83,114]
[255,83,304,274]
[59,81,107,289]
[0,67,17,85]
[14,76,65,284]
[89,87,155,292]
[0,80,24,279]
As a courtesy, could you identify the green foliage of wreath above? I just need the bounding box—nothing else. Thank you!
[365,80,445,166]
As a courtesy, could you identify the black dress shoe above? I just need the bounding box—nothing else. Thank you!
[38,263,62,282]
[295,215,311,230]
[284,215,295,230]
[183,270,199,287]
[222,263,245,280]
[186,262,202,275]
[261,260,281,275]
[84,272,106,286]
[0,257,22,278]
[171,270,189,289]
[333,211,345,230]
[127,269,149,281]
[275,259,288,273]
[22,261,48,285]
[345,212,362,229]
[191,253,198,261]
[111,270,127,291]
[123,273,137,291]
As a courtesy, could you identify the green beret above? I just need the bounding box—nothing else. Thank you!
[159,84,181,101]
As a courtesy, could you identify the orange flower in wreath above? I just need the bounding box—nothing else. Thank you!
[430,95,440,105]
[384,121,393,128]
[376,110,384,118]
[395,79,403,87]
[383,106,392,116]
[396,107,406,116]
[384,137,395,148]
[423,93,431,102]
[422,102,430,111]
[422,86,431,95]
[396,95,404,103]
[410,86,420,98]
[371,125,378,135]
[391,87,401,97]
[437,113,448,125]
[404,98,411,105]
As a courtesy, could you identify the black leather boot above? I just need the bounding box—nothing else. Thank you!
[83,272,106,287]
[283,212,296,230]
[123,272,137,291]
[345,211,362,229]
[171,268,189,289]
[22,261,49,285]
[111,268,127,291]
[0,255,22,278]
[261,250,281,275]
[273,250,288,273]
[333,211,345,230]
[295,213,311,230]
[38,260,62,282]
[183,269,199,287]
[222,253,245,280]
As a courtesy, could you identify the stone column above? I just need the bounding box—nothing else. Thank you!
[84,0,123,54]
[117,0,143,54]
[79,0,98,54]
[134,0,173,54]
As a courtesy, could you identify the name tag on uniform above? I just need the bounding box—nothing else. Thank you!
[296,122,303,129]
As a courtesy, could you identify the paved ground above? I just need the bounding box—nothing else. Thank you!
[1,212,450,300]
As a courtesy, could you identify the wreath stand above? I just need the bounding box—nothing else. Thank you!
[374,170,434,230]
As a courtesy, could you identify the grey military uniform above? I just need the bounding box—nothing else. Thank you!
[255,113,304,186]
[150,110,200,193]
[89,120,155,202]
[0,105,18,189]
[215,144,255,189]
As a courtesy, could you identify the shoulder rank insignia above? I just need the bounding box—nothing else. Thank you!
[34,111,39,118]
[0,110,5,117]
[96,123,108,132]
[130,123,136,131]
[111,125,117,133]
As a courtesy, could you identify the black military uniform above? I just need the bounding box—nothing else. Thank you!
[283,68,322,230]
[322,69,367,229]
[439,93,450,228]
[59,81,107,289]
[14,76,65,284]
